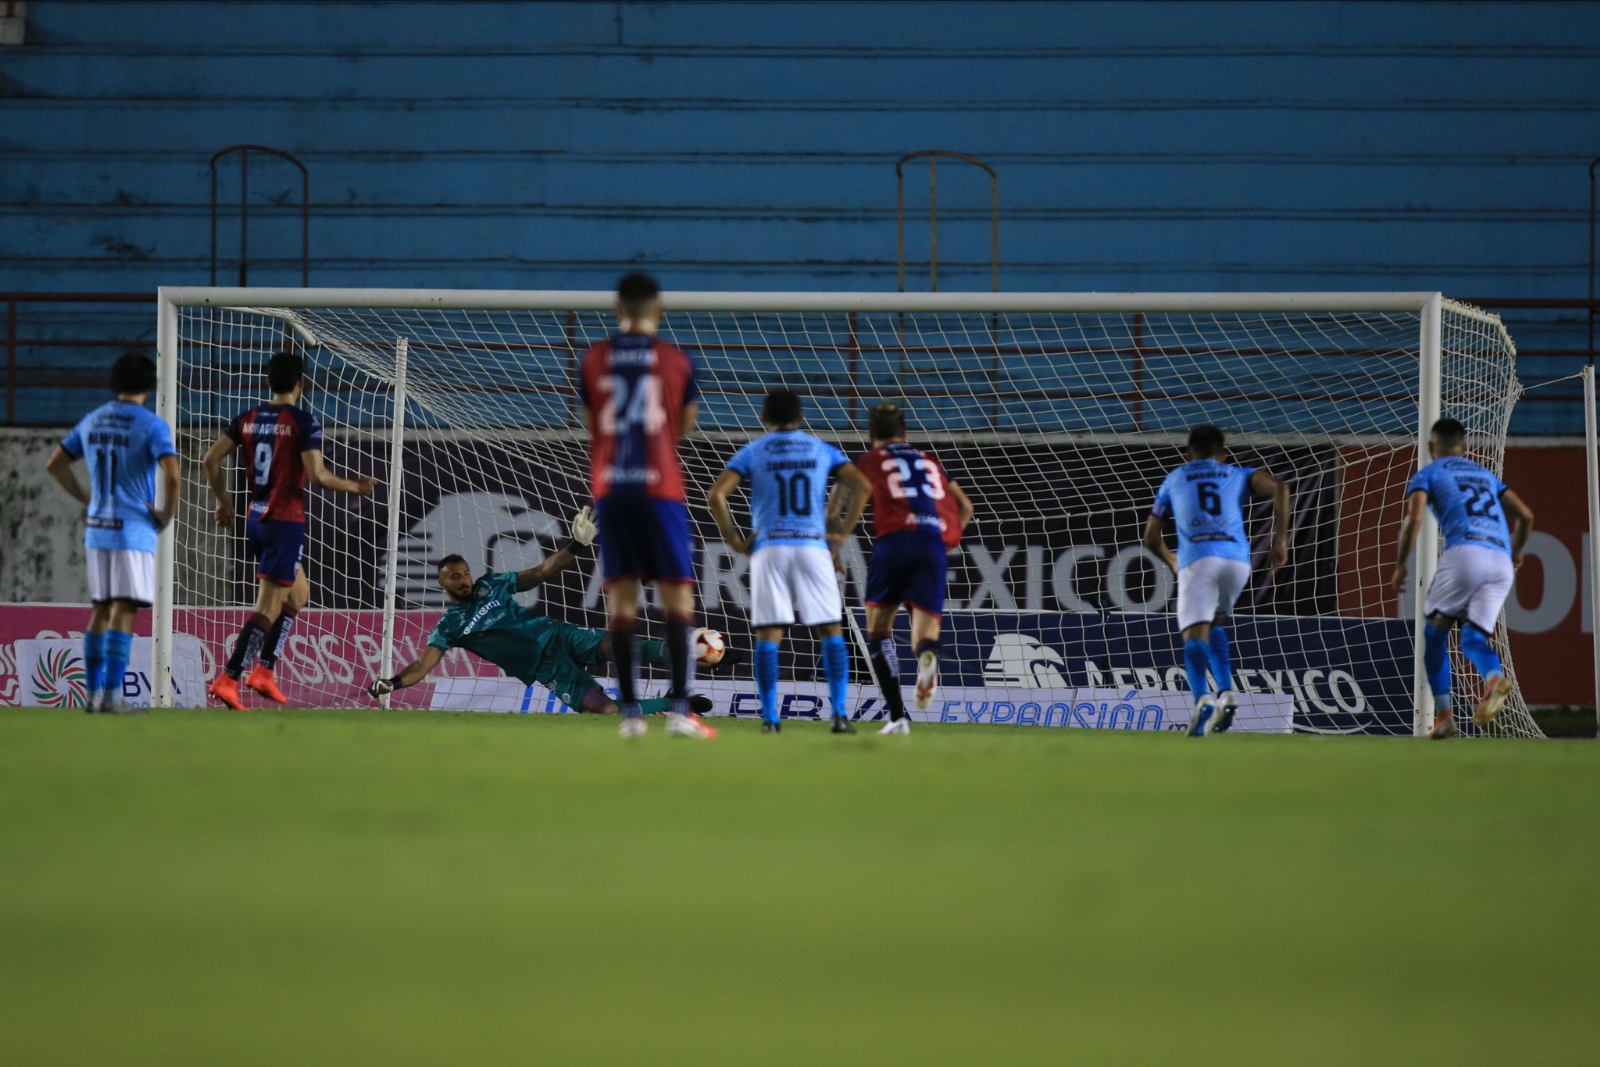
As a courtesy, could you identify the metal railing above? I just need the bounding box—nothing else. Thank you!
[896,151,999,293]
[209,145,310,288]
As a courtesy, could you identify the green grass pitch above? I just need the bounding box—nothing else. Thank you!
[1,708,1596,1066]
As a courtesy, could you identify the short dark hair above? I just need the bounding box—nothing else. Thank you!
[267,352,305,395]
[1430,417,1467,448]
[868,401,906,442]
[1187,424,1226,456]
[617,272,660,307]
[436,554,468,573]
[110,350,157,395]
[762,388,802,426]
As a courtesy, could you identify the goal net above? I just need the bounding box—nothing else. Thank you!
[154,289,1536,737]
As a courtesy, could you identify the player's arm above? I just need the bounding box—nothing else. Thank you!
[707,468,754,554]
[1142,513,1179,575]
[1249,469,1291,569]
[515,507,598,592]
[680,399,699,437]
[44,446,91,506]
[302,449,377,497]
[202,432,238,527]
[948,478,975,533]
[149,454,182,531]
[823,463,873,569]
[368,644,445,697]
[1499,487,1535,567]
[1391,489,1430,592]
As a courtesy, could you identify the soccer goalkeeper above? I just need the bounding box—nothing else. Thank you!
[368,507,712,717]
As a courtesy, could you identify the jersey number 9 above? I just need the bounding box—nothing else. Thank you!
[253,441,274,487]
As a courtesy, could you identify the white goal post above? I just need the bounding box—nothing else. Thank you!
[153,287,1535,737]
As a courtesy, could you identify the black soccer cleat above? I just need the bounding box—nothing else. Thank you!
[699,646,748,674]
[761,720,782,734]
[830,716,857,734]
[689,694,714,716]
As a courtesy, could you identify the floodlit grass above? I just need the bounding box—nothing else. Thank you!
[0,708,1596,1066]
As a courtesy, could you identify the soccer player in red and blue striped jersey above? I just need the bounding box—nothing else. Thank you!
[578,273,713,739]
[202,352,376,709]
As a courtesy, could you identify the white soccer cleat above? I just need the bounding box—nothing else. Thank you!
[1473,673,1514,728]
[1429,711,1460,740]
[1211,690,1239,734]
[618,716,648,738]
[914,650,939,710]
[665,712,717,739]
[1187,695,1217,738]
[878,717,911,736]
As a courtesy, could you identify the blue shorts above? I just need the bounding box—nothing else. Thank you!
[245,509,306,586]
[865,530,947,617]
[597,496,695,584]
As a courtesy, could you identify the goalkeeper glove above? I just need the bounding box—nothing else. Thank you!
[568,505,598,551]
[367,675,403,699]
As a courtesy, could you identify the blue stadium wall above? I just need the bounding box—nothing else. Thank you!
[2,1,1599,429]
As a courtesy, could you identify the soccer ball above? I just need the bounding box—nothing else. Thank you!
[693,628,726,668]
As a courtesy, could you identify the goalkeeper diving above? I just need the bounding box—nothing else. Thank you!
[367,507,714,717]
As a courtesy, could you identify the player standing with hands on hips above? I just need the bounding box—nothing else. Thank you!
[1392,417,1533,739]
[1143,425,1290,737]
[579,273,715,739]
[707,388,872,734]
[202,352,376,709]
[44,351,181,713]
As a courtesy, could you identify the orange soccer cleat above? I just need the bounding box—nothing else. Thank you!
[208,673,247,711]
[245,664,288,704]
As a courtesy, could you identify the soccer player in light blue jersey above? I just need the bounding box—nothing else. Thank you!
[707,388,871,733]
[44,351,181,713]
[1143,425,1289,737]
[1392,417,1534,738]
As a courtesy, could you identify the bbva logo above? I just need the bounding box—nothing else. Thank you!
[983,633,1069,688]
[387,492,564,607]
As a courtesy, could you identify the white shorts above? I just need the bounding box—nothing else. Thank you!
[1425,544,1515,634]
[750,543,842,629]
[87,548,156,606]
[1176,556,1251,631]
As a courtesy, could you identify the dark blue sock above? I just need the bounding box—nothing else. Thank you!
[1423,620,1452,708]
[1207,626,1233,691]
[756,640,781,724]
[821,634,850,720]
[103,630,132,703]
[1184,637,1211,702]
[82,631,106,702]
[1459,624,1503,682]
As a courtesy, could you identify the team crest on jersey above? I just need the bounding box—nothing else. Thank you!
[30,647,88,708]
[983,634,1069,688]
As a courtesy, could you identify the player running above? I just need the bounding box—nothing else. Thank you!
[202,352,376,710]
[1143,424,1290,737]
[1392,417,1534,739]
[852,402,973,735]
[707,388,871,734]
[44,351,181,713]
[366,509,717,717]
[578,272,713,739]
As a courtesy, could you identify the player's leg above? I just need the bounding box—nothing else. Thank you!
[100,598,140,713]
[594,497,647,734]
[81,550,117,712]
[1462,549,1517,727]
[790,544,852,732]
[641,499,712,739]
[749,545,792,731]
[1420,546,1475,738]
[1204,559,1251,734]
[211,519,297,710]
[248,564,307,704]
[863,539,909,731]
[904,546,948,711]
[1176,559,1223,736]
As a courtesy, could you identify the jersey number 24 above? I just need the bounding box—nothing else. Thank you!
[598,374,665,435]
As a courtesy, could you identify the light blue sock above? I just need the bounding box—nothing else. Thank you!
[1183,637,1211,702]
[82,631,106,703]
[756,640,781,724]
[1458,624,1503,683]
[1207,626,1233,692]
[1423,620,1452,707]
[103,630,132,703]
[821,634,850,720]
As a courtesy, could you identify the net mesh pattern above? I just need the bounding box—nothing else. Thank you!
[167,297,1535,737]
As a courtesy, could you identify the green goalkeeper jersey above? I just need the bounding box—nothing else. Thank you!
[427,571,561,684]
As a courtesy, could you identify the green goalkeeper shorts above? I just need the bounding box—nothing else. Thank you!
[532,621,610,710]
